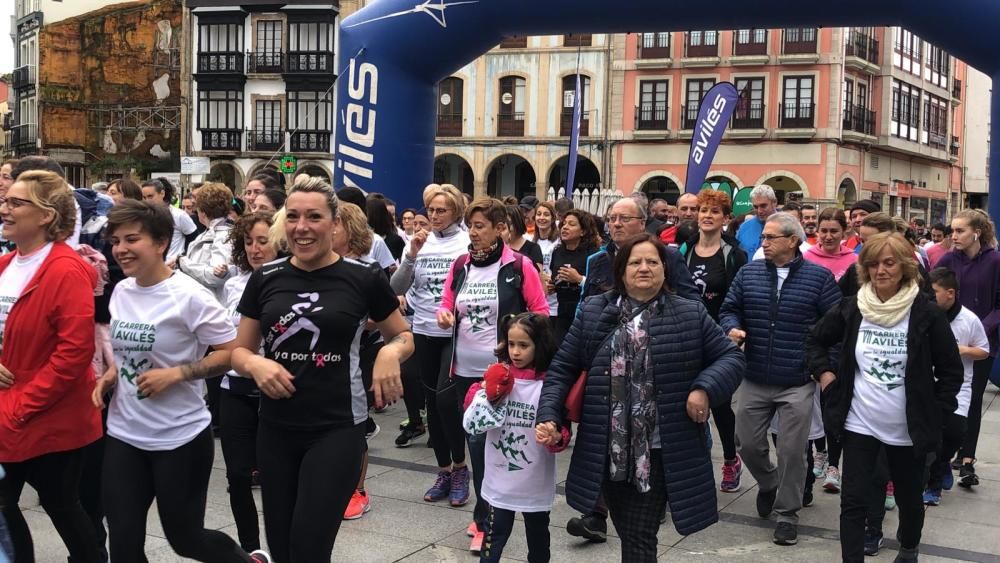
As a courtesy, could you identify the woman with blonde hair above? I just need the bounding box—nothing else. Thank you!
[937,209,1000,486]
[807,232,963,563]
[0,171,104,562]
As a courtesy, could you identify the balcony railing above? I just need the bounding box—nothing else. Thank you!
[845,34,879,65]
[843,105,876,136]
[12,123,37,149]
[201,129,242,151]
[560,110,590,137]
[287,52,334,73]
[197,52,244,74]
[780,102,815,128]
[681,105,699,129]
[782,30,818,54]
[928,132,948,150]
[437,114,462,137]
[635,104,669,130]
[12,65,36,89]
[732,101,766,129]
[951,136,961,156]
[952,79,962,100]
[499,36,527,48]
[637,43,671,59]
[246,129,283,152]
[684,34,718,57]
[497,112,525,137]
[732,31,768,56]
[290,130,331,152]
[248,51,284,73]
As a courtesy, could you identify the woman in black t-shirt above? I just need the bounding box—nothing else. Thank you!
[231,178,414,562]
[548,210,600,342]
[504,204,544,267]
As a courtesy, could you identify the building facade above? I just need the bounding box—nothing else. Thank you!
[9,0,183,188]
[963,66,991,210]
[184,0,339,193]
[431,33,611,201]
[611,26,971,224]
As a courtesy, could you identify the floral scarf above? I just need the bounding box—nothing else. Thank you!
[608,296,658,492]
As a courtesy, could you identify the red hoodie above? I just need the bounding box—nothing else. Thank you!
[0,242,103,462]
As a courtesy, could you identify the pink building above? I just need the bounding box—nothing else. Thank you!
[611,27,966,222]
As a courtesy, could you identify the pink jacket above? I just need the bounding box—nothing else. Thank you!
[439,244,549,320]
[803,244,858,282]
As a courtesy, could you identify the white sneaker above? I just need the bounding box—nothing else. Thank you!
[813,451,828,479]
[823,466,841,492]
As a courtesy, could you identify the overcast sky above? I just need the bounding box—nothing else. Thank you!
[0,2,12,73]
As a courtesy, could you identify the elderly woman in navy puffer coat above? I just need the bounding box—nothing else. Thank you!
[536,233,744,563]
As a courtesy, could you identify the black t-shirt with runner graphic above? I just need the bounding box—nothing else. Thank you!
[238,257,397,430]
[688,248,728,322]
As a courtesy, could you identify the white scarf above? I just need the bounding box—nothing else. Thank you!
[856,280,919,328]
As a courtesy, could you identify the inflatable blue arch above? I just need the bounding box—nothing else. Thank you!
[333,0,1000,221]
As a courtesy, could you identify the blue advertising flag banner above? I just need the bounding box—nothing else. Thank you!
[683,82,740,194]
[565,73,582,197]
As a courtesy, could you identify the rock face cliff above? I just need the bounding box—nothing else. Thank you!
[39,0,182,173]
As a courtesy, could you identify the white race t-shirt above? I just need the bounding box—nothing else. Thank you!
[221,271,252,391]
[107,272,236,450]
[0,243,53,353]
[950,306,990,417]
[454,260,501,378]
[364,233,397,270]
[406,228,470,337]
[537,238,558,316]
[168,206,197,261]
[846,313,912,446]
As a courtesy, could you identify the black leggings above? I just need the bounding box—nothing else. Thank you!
[220,391,261,552]
[257,421,366,563]
[415,334,463,467]
[711,401,738,460]
[75,405,109,563]
[0,448,103,563]
[102,428,249,563]
[438,374,489,526]
[959,356,995,461]
[480,507,550,563]
[400,352,424,425]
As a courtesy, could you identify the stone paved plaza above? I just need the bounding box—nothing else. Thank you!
[16,387,1000,562]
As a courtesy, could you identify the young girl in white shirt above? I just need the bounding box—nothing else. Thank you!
[463,313,568,563]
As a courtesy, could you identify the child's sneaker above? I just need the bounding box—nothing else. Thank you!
[884,481,896,511]
[344,489,370,520]
[813,450,828,479]
[823,466,841,493]
[469,529,485,553]
[424,470,451,502]
[720,455,743,492]
[922,487,942,506]
[466,522,478,537]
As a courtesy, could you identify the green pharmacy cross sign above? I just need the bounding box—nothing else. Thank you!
[280,155,298,173]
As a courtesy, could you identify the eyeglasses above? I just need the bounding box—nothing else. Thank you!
[759,234,792,243]
[607,214,642,224]
[426,206,450,216]
[0,196,33,209]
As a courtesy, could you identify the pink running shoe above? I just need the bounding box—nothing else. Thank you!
[720,455,743,493]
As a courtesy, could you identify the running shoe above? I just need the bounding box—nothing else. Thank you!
[466,522,478,537]
[942,467,955,491]
[365,418,380,441]
[344,489,370,520]
[566,514,607,543]
[399,418,410,430]
[394,424,426,448]
[249,550,273,563]
[884,481,896,511]
[958,462,979,488]
[772,522,798,546]
[450,465,470,507]
[863,528,884,556]
[951,456,963,471]
[922,487,942,506]
[813,450,829,479]
[720,455,743,492]
[823,466,841,493]
[469,529,484,553]
[423,470,451,502]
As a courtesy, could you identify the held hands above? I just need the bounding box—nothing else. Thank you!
[437,309,455,330]
[371,350,404,409]
[0,362,14,389]
[727,328,746,346]
[686,389,710,423]
[248,356,296,399]
[408,229,428,258]
[535,421,562,446]
[136,367,184,398]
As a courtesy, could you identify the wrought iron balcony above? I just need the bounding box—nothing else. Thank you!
[732,101,766,129]
[952,79,962,100]
[732,31,768,56]
[197,52,244,74]
[845,34,879,65]
[437,114,462,137]
[684,34,718,58]
[843,105,876,136]
[248,51,284,74]
[681,105,699,129]
[634,105,669,130]
[246,129,283,152]
[287,52,334,74]
[12,123,37,149]
[560,110,590,137]
[290,130,331,153]
[780,102,815,128]
[201,129,242,151]
[12,65,36,89]
[497,112,525,137]
[637,43,671,59]
[782,29,818,54]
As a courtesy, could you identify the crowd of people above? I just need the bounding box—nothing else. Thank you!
[0,156,996,563]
